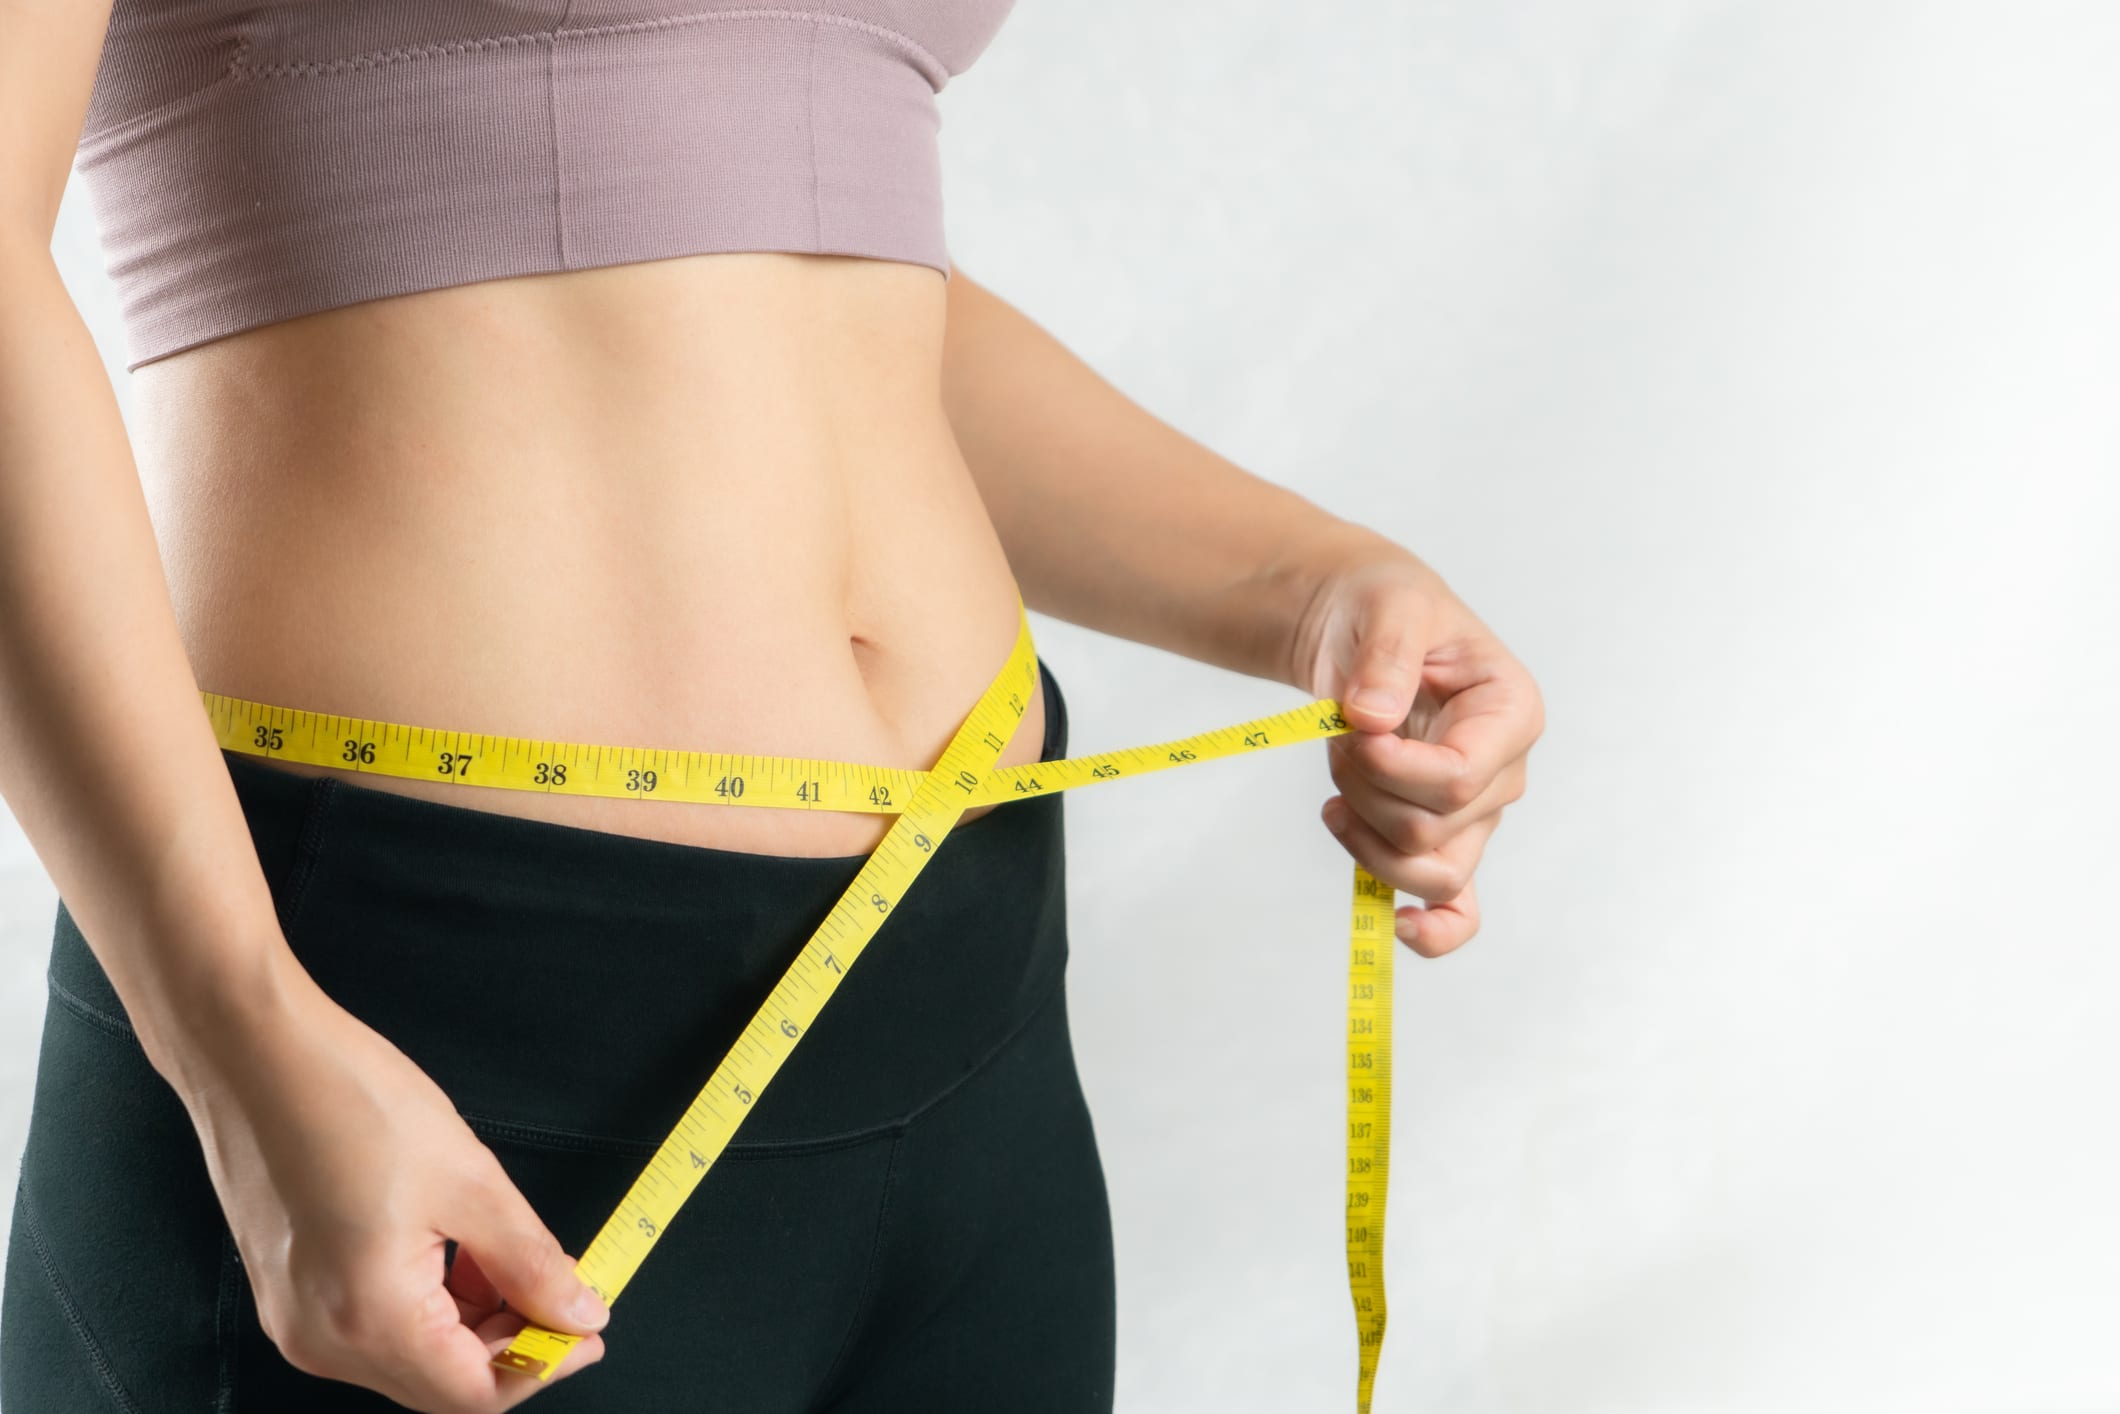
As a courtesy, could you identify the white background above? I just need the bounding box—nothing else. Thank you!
[5,3,2116,1410]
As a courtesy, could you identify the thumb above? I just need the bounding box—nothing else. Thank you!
[1340,604,1424,733]
[448,1175,610,1336]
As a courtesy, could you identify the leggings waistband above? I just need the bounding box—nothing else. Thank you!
[50,656,1073,1150]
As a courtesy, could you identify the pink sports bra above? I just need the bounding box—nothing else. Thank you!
[72,1,1019,372]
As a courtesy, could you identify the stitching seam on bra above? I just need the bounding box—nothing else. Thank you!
[545,35,569,264]
[234,10,948,88]
[806,21,824,247]
[74,35,253,150]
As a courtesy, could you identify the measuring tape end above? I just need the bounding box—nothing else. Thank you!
[490,1349,551,1379]
[492,1323,586,1382]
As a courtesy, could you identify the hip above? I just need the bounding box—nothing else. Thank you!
[6,659,1108,1409]
[50,653,1074,1149]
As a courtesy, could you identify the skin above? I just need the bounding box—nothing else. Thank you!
[0,1,1543,1408]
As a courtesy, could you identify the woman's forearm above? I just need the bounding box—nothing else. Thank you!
[940,265,1403,686]
[0,237,303,1097]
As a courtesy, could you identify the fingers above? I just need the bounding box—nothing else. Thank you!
[444,1161,611,1342]
[267,1240,602,1414]
[367,1165,610,1411]
[1335,670,1538,820]
[1338,592,1432,734]
[1401,876,1480,958]
[445,1245,504,1326]
[397,1282,604,1412]
[1328,738,1522,860]
[1321,796,1493,957]
[473,1311,604,1406]
[404,1282,528,1410]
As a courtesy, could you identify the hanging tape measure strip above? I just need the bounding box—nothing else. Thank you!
[202,592,1394,1412]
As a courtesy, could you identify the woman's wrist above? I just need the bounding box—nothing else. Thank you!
[126,916,324,1109]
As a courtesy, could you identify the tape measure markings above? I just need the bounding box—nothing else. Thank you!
[202,595,1394,1409]
[207,693,1353,817]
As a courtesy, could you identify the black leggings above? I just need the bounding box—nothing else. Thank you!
[3,658,1116,1412]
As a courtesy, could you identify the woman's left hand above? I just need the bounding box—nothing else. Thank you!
[1284,538,1544,958]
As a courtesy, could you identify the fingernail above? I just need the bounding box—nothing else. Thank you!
[1349,686,1396,716]
[572,1285,611,1330]
[1322,800,1347,832]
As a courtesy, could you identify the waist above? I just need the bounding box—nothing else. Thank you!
[46,659,1072,1148]
[144,252,1040,854]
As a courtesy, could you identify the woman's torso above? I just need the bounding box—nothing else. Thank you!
[136,248,1044,857]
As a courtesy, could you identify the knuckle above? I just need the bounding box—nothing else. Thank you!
[1437,765,1482,813]
[1407,856,1475,903]
[1386,812,1431,856]
[1326,744,1361,791]
[279,1261,351,1367]
[269,1318,332,1378]
[299,1260,396,1356]
[1422,863,1470,903]
[331,1288,393,1355]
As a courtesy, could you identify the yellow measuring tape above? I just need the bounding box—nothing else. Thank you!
[202,590,1395,1412]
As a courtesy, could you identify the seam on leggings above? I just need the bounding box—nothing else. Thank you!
[276,777,340,940]
[460,1109,908,1159]
[811,1126,904,1406]
[15,1180,143,1414]
[456,964,1068,1158]
[213,1228,243,1414]
[45,975,139,1044]
[897,961,1068,1127]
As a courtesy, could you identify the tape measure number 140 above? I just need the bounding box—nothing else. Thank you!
[202,590,1396,1411]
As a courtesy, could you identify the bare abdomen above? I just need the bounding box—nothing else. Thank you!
[131,251,1044,857]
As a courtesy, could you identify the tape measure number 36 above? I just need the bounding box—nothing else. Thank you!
[203,589,1397,1413]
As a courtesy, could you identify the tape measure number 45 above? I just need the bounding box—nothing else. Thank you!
[203,590,1397,1413]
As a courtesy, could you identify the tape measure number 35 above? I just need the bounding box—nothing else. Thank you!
[203,589,1398,1413]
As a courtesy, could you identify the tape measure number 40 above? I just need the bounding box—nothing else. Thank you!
[203,590,1396,1413]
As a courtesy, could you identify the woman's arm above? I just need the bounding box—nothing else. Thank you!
[940,266,1544,959]
[940,263,1395,689]
[0,0,289,1107]
[0,4,605,1406]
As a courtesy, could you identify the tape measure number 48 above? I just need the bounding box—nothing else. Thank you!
[203,590,1397,1413]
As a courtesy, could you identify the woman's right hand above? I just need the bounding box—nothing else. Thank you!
[170,953,609,1412]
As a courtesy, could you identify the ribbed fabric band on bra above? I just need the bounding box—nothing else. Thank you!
[72,2,1018,373]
